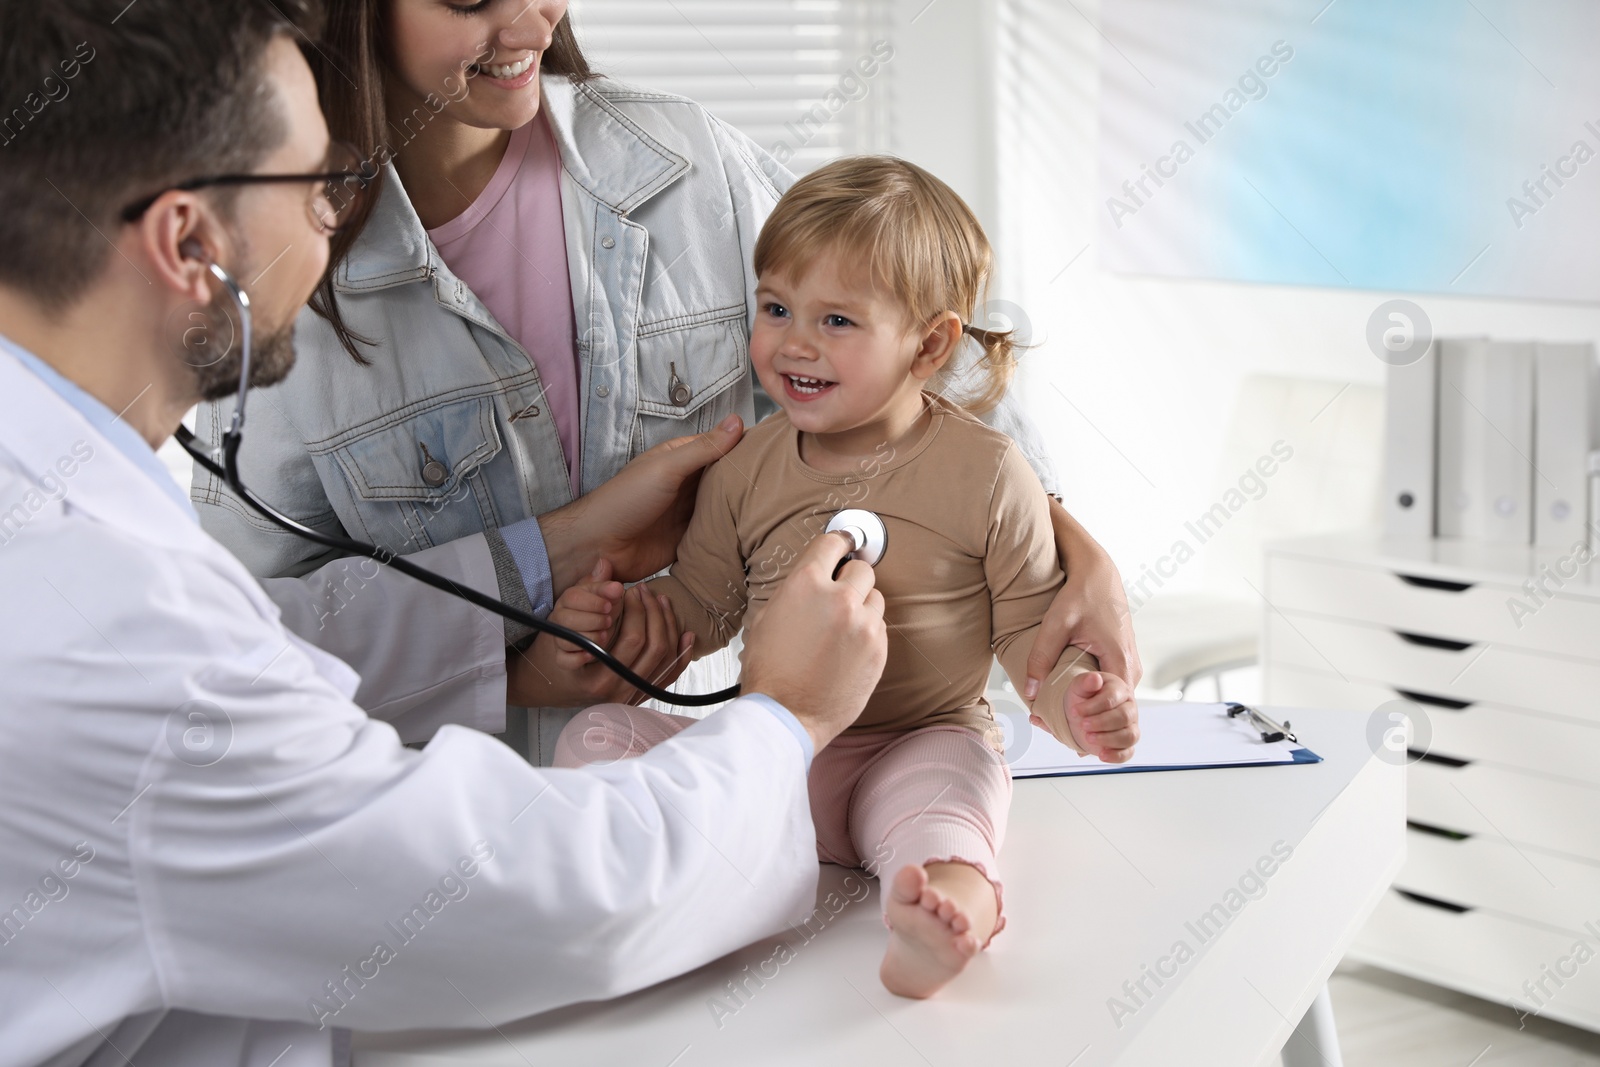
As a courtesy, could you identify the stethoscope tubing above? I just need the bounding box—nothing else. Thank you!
[176,254,738,706]
[174,424,740,708]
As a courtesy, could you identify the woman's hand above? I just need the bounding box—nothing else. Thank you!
[506,561,695,707]
[1031,671,1140,763]
[538,415,745,594]
[1025,499,1143,701]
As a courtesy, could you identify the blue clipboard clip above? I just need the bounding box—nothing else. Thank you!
[1226,702,1299,745]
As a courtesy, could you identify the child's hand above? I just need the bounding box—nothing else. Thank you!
[1031,671,1140,763]
[547,560,626,666]
[508,561,694,707]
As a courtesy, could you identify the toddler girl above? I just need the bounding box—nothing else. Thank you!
[552,156,1138,998]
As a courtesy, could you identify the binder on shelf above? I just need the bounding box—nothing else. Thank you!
[1384,339,1440,540]
[1437,339,1534,545]
[1533,342,1598,548]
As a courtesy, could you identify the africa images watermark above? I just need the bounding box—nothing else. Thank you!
[0,41,96,148]
[758,40,895,183]
[0,841,97,950]
[1505,537,1595,629]
[0,440,96,549]
[1511,917,1600,1029]
[1106,840,1294,1029]
[307,839,497,1030]
[1106,40,1295,230]
[1505,119,1600,231]
[1123,441,1295,612]
[706,860,884,1030]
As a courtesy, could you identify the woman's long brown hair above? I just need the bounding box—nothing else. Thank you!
[308,2,595,362]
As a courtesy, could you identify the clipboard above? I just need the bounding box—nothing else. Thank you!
[1002,700,1322,779]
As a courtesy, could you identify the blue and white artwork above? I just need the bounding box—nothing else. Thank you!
[1097,0,1600,302]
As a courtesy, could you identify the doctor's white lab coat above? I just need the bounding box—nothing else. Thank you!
[0,349,819,1067]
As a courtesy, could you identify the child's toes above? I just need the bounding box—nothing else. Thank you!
[890,864,930,907]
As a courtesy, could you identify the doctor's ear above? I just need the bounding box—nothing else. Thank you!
[169,235,223,307]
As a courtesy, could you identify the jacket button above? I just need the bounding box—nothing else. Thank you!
[601,236,616,249]
[421,458,448,487]
[596,385,610,398]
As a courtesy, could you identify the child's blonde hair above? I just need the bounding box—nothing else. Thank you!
[753,155,1018,416]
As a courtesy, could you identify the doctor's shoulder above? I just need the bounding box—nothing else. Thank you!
[1,488,267,688]
[0,453,77,546]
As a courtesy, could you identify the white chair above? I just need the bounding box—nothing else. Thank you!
[1130,374,1384,697]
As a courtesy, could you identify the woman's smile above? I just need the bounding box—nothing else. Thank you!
[469,52,538,88]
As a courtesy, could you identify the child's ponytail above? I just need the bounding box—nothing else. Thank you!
[954,321,1022,417]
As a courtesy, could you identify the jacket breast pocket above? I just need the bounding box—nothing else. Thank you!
[318,394,505,551]
[633,305,752,454]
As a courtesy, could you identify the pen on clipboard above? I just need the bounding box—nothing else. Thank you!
[1225,702,1299,745]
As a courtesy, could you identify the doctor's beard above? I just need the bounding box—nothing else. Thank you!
[175,275,298,403]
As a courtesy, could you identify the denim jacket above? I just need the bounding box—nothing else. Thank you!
[192,75,1059,747]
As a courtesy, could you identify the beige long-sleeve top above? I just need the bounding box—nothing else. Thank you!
[649,393,1092,740]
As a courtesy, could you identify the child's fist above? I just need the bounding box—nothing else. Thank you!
[508,559,694,707]
[548,559,626,668]
[1031,671,1140,763]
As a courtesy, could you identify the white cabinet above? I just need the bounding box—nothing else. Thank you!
[1263,533,1600,1033]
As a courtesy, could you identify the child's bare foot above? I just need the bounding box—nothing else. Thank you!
[880,863,998,998]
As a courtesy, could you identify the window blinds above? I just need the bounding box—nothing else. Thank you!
[568,0,894,175]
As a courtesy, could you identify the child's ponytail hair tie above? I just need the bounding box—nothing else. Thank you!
[953,318,1027,412]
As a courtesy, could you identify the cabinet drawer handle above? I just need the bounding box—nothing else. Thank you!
[1406,819,1472,841]
[1396,888,1473,914]
[1395,630,1474,652]
[1395,573,1475,593]
[1395,688,1473,710]
[1410,749,1471,768]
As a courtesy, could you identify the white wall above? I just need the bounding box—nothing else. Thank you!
[886,0,1600,601]
[885,0,1001,240]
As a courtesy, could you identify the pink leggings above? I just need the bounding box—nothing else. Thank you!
[554,705,1012,940]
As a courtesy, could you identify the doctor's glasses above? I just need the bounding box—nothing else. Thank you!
[119,141,376,236]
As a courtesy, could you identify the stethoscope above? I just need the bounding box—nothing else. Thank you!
[174,257,888,707]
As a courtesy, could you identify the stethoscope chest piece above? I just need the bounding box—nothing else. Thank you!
[824,509,889,568]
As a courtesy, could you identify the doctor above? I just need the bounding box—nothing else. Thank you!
[0,3,886,1065]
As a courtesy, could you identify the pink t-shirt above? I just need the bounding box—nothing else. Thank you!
[428,113,581,495]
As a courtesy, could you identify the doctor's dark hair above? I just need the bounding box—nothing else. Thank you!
[754,156,1021,417]
[0,0,323,312]
[310,0,597,363]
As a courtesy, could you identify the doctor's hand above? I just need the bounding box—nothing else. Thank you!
[1032,671,1140,764]
[507,560,693,707]
[538,415,746,596]
[740,532,888,752]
